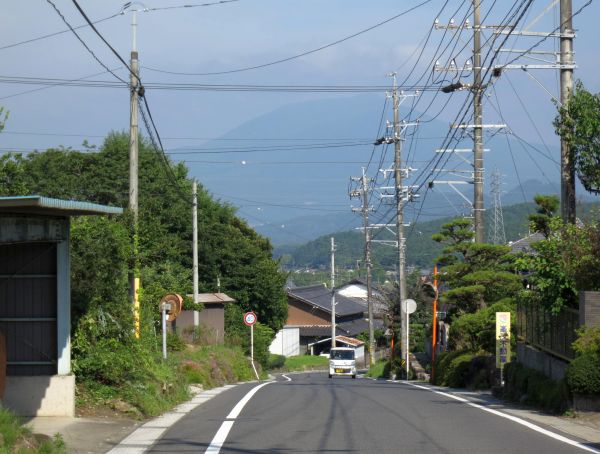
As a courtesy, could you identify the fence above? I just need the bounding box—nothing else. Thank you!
[517,302,579,361]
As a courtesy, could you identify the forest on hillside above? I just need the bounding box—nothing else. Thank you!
[277,201,600,271]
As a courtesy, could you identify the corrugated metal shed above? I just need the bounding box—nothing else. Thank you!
[0,196,123,217]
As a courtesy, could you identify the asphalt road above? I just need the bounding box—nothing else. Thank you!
[149,372,596,453]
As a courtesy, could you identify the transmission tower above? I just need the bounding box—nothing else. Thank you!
[489,169,506,245]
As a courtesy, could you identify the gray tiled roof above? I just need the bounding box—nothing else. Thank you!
[509,232,545,254]
[288,284,366,316]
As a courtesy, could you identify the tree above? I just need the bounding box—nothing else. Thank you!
[432,219,521,315]
[555,81,600,194]
[528,194,559,238]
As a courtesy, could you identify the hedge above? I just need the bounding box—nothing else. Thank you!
[565,352,600,395]
[503,362,569,414]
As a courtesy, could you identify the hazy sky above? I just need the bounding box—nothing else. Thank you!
[1,1,599,227]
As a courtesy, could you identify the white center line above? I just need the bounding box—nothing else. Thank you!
[205,382,272,453]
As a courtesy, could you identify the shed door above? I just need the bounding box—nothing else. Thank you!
[0,243,57,375]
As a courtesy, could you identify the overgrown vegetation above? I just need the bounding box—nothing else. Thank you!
[0,131,287,416]
[366,359,390,379]
[0,407,66,453]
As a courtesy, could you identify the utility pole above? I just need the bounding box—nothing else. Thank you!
[391,74,408,364]
[193,181,200,327]
[330,237,336,349]
[560,0,575,223]
[473,0,485,243]
[350,169,374,365]
[129,7,141,338]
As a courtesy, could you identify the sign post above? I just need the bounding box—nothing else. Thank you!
[496,312,511,385]
[160,294,183,360]
[401,299,417,380]
[244,311,259,380]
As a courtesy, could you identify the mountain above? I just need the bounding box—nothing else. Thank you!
[277,200,600,271]
[189,94,598,245]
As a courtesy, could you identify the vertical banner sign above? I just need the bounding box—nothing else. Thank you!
[496,312,511,369]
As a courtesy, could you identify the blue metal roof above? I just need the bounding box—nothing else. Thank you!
[0,196,123,216]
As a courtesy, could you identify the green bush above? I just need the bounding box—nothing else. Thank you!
[267,354,286,369]
[446,352,475,388]
[572,326,600,356]
[566,352,600,395]
[434,351,496,389]
[504,362,569,414]
[366,359,390,379]
[433,351,464,385]
[448,299,516,354]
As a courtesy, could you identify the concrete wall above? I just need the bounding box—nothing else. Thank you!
[2,375,75,416]
[580,291,600,328]
[516,342,569,381]
[269,328,300,357]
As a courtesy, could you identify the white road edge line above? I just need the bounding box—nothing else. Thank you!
[406,382,600,454]
[205,382,272,454]
[282,374,292,382]
[107,384,238,454]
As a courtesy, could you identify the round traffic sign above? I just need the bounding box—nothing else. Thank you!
[243,311,257,326]
[401,299,417,314]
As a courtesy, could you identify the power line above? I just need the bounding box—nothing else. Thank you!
[0,68,122,101]
[0,75,441,93]
[0,12,121,51]
[44,0,128,85]
[142,0,434,76]
[146,0,240,12]
[70,0,140,84]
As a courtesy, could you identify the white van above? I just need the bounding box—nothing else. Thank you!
[328,347,356,379]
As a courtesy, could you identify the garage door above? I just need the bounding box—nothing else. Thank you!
[0,242,57,375]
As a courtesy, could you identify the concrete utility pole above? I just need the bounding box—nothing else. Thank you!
[193,181,200,327]
[472,0,485,243]
[560,0,576,223]
[392,75,408,364]
[350,169,374,365]
[330,237,336,349]
[129,7,141,338]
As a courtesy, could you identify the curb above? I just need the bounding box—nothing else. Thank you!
[107,384,240,453]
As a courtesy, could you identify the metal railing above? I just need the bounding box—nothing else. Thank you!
[517,302,579,361]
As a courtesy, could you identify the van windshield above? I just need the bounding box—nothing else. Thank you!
[330,350,354,360]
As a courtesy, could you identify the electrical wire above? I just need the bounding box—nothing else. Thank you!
[70,0,140,84]
[0,11,121,52]
[142,0,434,76]
[44,0,128,85]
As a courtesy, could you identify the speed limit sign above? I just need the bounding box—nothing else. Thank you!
[243,311,257,326]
